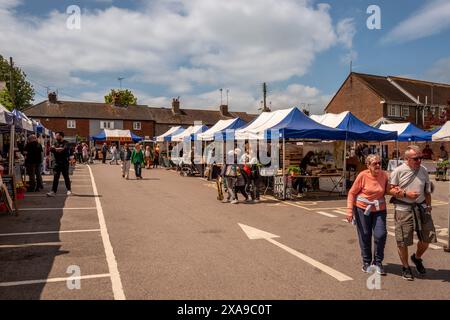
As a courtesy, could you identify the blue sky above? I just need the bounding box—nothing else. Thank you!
[1,0,450,114]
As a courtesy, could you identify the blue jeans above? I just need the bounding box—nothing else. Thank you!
[354,207,387,265]
[134,163,142,178]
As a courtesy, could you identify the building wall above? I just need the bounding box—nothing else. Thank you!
[89,119,123,137]
[123,120,155,139]
[326,75,384,123]
[35,118,90,140]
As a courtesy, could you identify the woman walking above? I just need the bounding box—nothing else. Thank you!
[131,143,145,179]
[347,154,390,275]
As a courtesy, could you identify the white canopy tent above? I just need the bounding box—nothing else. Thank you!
[197,119,241,141]
[170,124,208,142]
[155,126,184,142]
[432,121,450,141]
[310,112,349,128]
[234,108,294,140]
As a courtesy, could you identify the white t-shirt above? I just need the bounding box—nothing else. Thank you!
[389,163,431,211]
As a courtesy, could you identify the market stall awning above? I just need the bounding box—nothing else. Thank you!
[235,108,295,140]
[36,121,52,136]
[12,109,34,132]
[155,126,185,142]
[311,111,397,141]
[197,118,247,141]
[171,124,209,142]
[91,129,143,142]
[379,123,433,141]
[262,107,348,140]
[432,121,450,141]
[0,103,14,125]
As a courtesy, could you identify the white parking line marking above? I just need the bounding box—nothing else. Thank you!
[20,207,97,211]
[87,165,126,300]
[0,274,111,287]
[0,229,100,237]
[0,242,62,249]
[317,211,338,218]
[333,210,347,216]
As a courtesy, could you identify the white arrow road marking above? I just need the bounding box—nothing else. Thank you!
[238,223,353,282]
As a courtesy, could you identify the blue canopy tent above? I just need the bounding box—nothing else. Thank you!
[91,129,143,143]
[196,118,247,141]
[12,109,34,132]
[155,126,186,142]
[311,111,398,141]
[263,108,349,140]
[379,123,438,142]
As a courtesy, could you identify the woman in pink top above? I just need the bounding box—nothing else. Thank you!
[347,154,390,275]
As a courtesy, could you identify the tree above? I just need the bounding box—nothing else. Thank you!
[104,89,137,106]
[0,55,35,110]
[0,88,13,110]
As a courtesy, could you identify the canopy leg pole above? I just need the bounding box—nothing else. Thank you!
[342,139,347,196]
[283,137,286,200]
[8,124,15,176]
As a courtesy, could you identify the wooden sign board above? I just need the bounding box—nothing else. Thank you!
[273,175,286,200]
[0,175,17,215]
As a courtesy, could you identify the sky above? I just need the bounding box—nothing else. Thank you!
[1,0,450,114]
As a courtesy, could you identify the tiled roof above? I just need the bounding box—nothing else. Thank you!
[353,73,412,103]
[23,100,257,126]
[354,73,450,105]
[389,76,450,106]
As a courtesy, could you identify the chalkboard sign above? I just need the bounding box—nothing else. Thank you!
[273,175,286,200]
[0,175,17,215]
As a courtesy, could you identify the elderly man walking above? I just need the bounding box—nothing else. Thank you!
[389,145,437,281]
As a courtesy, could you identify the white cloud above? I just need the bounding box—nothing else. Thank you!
[426,57,450,83]
[0,0,351,109]
[267,84,332,114]
[383,0,450,44]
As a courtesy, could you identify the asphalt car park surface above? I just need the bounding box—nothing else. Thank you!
[0,163,449,299]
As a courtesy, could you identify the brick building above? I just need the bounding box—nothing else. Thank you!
[23,93,256,142]
[326,72,450,129]
[326,72,450,158]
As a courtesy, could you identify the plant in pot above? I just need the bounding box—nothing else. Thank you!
[287,165,300,176]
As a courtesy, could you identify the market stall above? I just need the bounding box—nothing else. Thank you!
[91,129,143,143]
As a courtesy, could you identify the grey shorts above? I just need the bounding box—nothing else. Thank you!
[394,209,437,247]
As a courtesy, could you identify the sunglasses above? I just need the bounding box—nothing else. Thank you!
[410,157,422,161]
[370,162,381,166]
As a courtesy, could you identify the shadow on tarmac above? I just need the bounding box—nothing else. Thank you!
[384,263,450,282]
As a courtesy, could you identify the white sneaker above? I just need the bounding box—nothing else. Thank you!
[46,191,56,197]
[231,200,239,204]
[67,191,72,196]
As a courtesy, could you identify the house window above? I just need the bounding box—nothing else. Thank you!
[67,120,76,129]
[100,121,114,129]
[133,122,141,130]
[388,105,401,117]
[402,106,410,117]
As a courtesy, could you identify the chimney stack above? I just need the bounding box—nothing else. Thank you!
[172,97,181,115]
[48,91,58,104]
[219,104,229,116]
